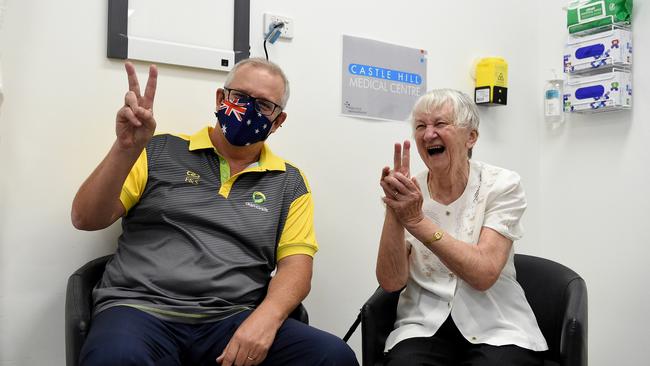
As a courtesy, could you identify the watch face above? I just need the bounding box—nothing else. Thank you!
[433,231,443,241]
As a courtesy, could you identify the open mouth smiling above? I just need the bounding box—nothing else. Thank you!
[427,145,446,155]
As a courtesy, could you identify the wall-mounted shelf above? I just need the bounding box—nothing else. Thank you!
[564,69,631,114]
[564,25,631,76]
[563,3,633,115]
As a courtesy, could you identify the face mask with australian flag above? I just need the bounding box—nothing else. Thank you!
[215,97,273,146]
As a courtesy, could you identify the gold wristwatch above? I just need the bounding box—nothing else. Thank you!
[428,230,444,244]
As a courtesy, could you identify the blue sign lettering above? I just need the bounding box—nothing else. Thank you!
[348,63,422,85]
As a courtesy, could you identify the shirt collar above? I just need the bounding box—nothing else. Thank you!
[189,126,286,171]
[188,126,215,151]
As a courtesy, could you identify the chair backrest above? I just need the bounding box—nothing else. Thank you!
[360,287,400,366]
[65,255,113,366]
[513,254,588,366]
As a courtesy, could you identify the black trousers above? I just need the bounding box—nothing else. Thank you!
[384,316,543,366]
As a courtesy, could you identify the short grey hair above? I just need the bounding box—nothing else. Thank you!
[411,89,480,131]
[224,57,290,108]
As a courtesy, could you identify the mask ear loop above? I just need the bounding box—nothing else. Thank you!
[267,109,285,134]
[263,114,278,139]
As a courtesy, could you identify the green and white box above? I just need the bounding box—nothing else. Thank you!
[567,0,632,35]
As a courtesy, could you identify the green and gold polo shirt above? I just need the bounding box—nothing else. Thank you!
[93,126,318,323]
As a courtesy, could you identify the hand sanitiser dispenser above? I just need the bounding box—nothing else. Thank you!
[544,81,564,125]
[544,71,564,125]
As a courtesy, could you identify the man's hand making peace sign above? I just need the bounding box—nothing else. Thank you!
[71,62,158,231]
[115,62,158,151]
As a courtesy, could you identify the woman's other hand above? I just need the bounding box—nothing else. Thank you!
[382,172,425,229]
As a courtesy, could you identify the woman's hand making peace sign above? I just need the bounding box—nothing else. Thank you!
[380,140,425,230]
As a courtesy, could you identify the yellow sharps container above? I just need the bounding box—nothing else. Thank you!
[474,57,508,106]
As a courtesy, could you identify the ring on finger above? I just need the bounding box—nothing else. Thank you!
[247,356,255,361]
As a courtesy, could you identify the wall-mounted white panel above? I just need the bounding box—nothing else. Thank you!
[127,0,233,50]
[108,0,249,71]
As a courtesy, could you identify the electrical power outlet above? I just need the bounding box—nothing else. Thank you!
[263,13,293,39]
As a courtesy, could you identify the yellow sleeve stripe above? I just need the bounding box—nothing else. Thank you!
[277,193,318,260]
[119,148,148,214]
[277,243,318,260]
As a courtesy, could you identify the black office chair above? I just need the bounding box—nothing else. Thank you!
[65,255,310,366]
[349,254,587,366]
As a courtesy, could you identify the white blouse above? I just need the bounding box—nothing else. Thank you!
[384,160,548,352]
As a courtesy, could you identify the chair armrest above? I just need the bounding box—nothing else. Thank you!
[289,303,309,325]
[560,277,588,366]
[361,287,401,366]
[65,255,112,366]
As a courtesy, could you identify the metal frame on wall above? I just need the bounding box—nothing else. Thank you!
[107,0,250,71]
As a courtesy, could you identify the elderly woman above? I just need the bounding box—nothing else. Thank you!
[377,89,547,365]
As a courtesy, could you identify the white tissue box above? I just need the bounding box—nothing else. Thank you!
[564,28,632,74]
[564,71,632,113]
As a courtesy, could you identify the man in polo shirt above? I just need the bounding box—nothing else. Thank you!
[71,58,358,366]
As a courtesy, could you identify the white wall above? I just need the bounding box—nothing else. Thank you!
[0,1,645,365]
[535,1,650,365]
[259,0,542,358]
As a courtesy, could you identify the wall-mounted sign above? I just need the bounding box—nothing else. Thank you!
[341,35,427,121]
